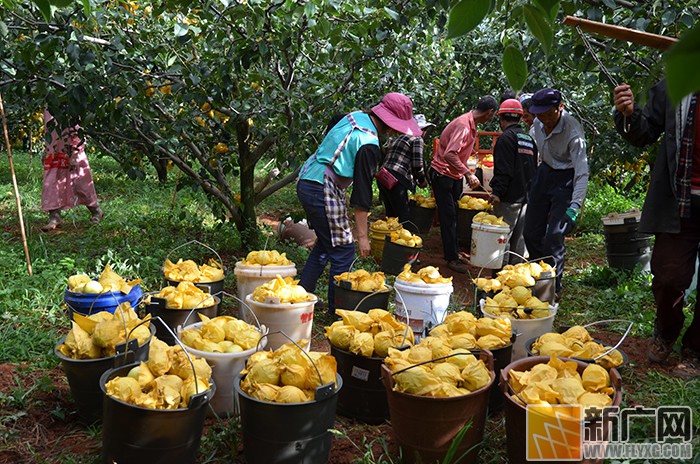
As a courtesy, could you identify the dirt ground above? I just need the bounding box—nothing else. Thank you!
[0,220,675,464]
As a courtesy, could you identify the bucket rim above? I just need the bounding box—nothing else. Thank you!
[244,293,318,308]
[499,355,623,419]
[99,362,216,411]
[233,260,297,271]
[143,292,221,311]
[470,222,509,231]
[523,336,629,366]
[54,323,155,363]
[333,281,392,295]
[234,373,343,406]
[64,283,143,298]
[380,362,495,401]
[176,321,269,360]
[394,278,453,290]
[163,275,226,285]
[329,343,387,361]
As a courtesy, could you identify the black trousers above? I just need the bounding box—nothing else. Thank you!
[430,168,463,262]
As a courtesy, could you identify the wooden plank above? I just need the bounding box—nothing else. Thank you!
[562,15,678,51]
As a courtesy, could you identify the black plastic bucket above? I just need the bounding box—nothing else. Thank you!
[603,221,639,240]
[164,277,226,299]
[607,247,652,273]
[143,295,220,345]
[408,203,435,234]
[333,282,391,313]
[55,324,154,424]
[234,374,342,464]
[381,236,421,276]
[475,333,515,414]
[456,208,480,246]
[604,234,652,254]
[330,345,388,424]
[100,362,214,464]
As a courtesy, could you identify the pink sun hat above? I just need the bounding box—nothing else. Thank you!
[371,93,422,136]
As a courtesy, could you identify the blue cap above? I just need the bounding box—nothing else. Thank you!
[529,88,562,114]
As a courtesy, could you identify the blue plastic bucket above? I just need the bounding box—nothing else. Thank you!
[64,284,143,319]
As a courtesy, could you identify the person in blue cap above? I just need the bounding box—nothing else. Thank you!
[522,88,589,295]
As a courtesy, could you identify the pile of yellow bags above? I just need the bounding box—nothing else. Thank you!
[164,258,224,283]
[530,326,624,368]
[180,314,263,354]
[325,309,414,358]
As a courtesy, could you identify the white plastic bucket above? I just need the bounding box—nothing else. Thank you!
[234,262,297,322]
[470,222,510,269]
[245,294,316,351]
[480,299,557,361]
[393,279,453,337]
[176,321,268,417]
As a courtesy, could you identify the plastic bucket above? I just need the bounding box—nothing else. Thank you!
[456,208,480,247]
[381,236,421,276]
[470,222,509,269]
[234,373,342,464]
[100,362,215,464]
[533,273,556,304]
[499,356,623,464]
[54,324,154,424]
[164,277,225,298]
[234,262,297,323]
[473,332,516,414]
[381,350,495,463]
[408,203,435,234]
[330,345,389,424]
[333,282,391,313]
[176,321,269,417]
[480,299,557,361]
[369,226,393,262]
[481,165,494,192]
[64,284,143,319]
[604,234,651,254]
[245,294,316,350]
[143,295,220,345]
[607,247,652,273]
[394,278,453,337]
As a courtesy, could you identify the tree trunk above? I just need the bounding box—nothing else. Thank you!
[236,117,260,251]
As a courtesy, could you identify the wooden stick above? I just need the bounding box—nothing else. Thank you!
[562,15,678,51]
[0,91,33,276]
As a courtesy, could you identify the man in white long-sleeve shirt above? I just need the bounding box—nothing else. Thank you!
[523,88,588,294]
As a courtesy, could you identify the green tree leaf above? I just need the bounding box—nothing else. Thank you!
[665,24,700,104]
[533,0,559,21]
[33,0,52,22]
[502,45,528,91]
[446,0,490,39]
[523,4,553,55]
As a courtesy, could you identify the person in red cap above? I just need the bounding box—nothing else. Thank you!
[488,99,538,265]
[430,96,499,273]
[522,88,588,295]
[614,80,700,379]
[296,92,421,315]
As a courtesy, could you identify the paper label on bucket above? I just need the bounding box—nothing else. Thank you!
[351,366,370,382]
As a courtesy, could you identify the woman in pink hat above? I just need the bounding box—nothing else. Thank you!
[297,92,421,315]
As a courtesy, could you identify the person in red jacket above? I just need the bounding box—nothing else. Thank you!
[430,96,498,273]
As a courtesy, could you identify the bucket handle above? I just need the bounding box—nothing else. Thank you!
[392,287,412,348]
[581,319,634,361]
[153,315,210,407]
[164,239,224,273]
[389,349,494,377]
[350,284,391,311]
[112,315,155,368]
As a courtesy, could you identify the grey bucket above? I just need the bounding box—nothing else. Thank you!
[55,324,155,425]
[234,373,342,464]
[100,362,215,464]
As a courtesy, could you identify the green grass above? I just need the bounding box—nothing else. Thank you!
[1,150,698,463]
